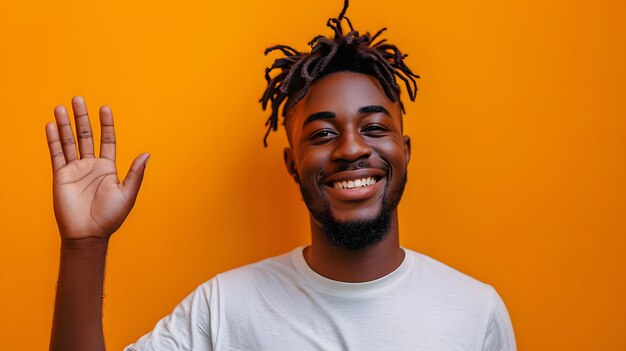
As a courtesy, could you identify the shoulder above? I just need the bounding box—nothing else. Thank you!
[213,247,301,291]
[404,249,516,349]
[404,248,499,311]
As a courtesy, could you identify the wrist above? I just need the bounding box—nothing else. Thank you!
[58,237,109,281]
[61,237,110,252]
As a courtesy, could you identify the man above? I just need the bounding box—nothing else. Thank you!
[47,1,516,350]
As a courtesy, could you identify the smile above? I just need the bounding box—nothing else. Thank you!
[323,169,385,202]
[332,177,377,189]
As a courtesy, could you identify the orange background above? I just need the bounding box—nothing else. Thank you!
[1,0,625,349]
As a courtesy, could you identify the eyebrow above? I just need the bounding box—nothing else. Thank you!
[358,105,390,116]
[303,111,336,126]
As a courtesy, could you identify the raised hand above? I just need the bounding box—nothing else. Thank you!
[45,96,150,240]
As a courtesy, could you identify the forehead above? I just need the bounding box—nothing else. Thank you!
[295,72,398,113]
[286,72,402,128]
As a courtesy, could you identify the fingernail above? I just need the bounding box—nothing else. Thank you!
[144,155,151,166]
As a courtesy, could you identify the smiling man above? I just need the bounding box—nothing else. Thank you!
[48,1,515,350]
[284,72,410,283]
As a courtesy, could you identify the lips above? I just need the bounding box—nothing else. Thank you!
[322,168,386,201]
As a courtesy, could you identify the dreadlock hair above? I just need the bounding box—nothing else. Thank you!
[259,0,419,147]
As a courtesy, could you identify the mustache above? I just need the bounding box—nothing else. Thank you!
[330,160,384,173]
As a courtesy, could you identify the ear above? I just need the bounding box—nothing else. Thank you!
[283,147,300,184]
[403,136,411,166]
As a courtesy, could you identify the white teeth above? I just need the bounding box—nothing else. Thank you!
[332,177,377,189]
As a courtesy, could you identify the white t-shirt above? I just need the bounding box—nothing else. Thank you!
[125,247,516,350]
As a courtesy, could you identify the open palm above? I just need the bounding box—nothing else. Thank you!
[45,97,149,240]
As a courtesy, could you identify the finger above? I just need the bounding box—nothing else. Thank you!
[99,105,116,161]
[121,153,150,205]
[53,105,78,163]
[71,96,95,158]
[45,122,66,172]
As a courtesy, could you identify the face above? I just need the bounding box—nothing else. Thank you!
[284,72,411,238]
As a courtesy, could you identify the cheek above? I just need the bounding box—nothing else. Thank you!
[374,138,407,169]
[297,151,330,185]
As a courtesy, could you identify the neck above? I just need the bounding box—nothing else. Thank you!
[304,212,404,283]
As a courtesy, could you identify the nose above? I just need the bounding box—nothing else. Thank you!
[330,129,372,162]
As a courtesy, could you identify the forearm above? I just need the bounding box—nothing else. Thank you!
[50,237,109,351]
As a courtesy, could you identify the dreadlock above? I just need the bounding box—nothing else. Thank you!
[260,0,419,146]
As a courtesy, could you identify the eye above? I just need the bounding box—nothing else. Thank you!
[362,124,389,136]
[309,129,337,142]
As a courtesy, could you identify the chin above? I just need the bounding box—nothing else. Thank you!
[321,206,394,250]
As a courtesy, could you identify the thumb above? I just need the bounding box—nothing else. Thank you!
[121,153,150,202]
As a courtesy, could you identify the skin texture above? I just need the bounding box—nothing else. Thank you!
[47,96,149,351]
[284,72,411,282]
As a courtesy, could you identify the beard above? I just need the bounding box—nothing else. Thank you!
[299,171,408,250]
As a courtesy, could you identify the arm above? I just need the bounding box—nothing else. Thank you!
[46,96,150,351]
[51,237,109,351]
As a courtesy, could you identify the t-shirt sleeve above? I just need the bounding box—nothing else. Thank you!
[482,287,516,351]
[124,278,218,351]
